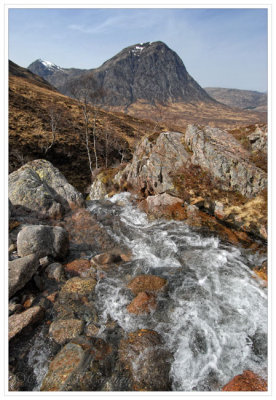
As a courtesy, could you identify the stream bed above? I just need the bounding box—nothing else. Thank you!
[26,192,267,391]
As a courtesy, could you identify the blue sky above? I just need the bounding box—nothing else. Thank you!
[8,8,268,91]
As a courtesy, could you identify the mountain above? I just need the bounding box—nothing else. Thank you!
[27,42,266,128]
[28,42,214,106]
[204,87,267,112]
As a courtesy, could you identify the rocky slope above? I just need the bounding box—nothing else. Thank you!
[9,60,160,192]
[204,87,267,112]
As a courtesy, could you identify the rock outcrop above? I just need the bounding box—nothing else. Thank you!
[184,125,267,198]
[120,126,266,199]
[9,159,84,218]
[119,131,190,196]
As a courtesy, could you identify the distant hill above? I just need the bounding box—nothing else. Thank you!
[204,87,267,112]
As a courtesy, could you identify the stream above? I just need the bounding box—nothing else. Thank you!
[28,192,268,391]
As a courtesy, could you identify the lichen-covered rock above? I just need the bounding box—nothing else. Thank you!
[49,319,84,344]
[17,225,69,259]
[9,159,84,218]
[185,125,267,198]
[9,306,45,340]
[40,342,88,391]
[60,277,97,297]
[123,132,190,196]
[127,274,167,295]
[119,329,172,390]
[222,370,267,391]
[9,253,40,298]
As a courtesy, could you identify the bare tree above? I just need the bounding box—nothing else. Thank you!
[68,73,104,180]
[44,105,59,155]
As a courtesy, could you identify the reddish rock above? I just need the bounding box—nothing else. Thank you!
[222,370,267,391]
[40,342,87,391]
[127,292,157,314]
[65,259,92,277]
[127,275,167,295]
[9,306,45,340]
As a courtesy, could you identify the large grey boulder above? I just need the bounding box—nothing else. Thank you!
[184,125,267,198]
[17,225,69,259]
[9,159,84,218]
[9,253,40,298]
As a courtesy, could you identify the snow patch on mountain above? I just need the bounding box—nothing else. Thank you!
[39,59,62,71]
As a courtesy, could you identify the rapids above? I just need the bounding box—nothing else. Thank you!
[89,193,267,391]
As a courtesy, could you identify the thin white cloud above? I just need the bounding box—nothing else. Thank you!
[68,11,162,35]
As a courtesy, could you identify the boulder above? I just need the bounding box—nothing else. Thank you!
[127,292,157,314]
[9,159,84,218]
[9,253,40,298]
[64,259,92,277]
[142,193,184,219]
[9,306,45,340]
[49,319,84,344]
[222,370,267,391]
[127,274,167,295]
[185,125,267,198]
[119,329,172,390]
[123,131,190,196]
[60,277,97,297]
[40,342,89,391]
[17,225,69,259]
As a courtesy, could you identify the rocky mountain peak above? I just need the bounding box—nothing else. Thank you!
[93,41,214,106]
[28,58,63,78]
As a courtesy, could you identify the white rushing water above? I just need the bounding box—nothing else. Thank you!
[89,192,267,391]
